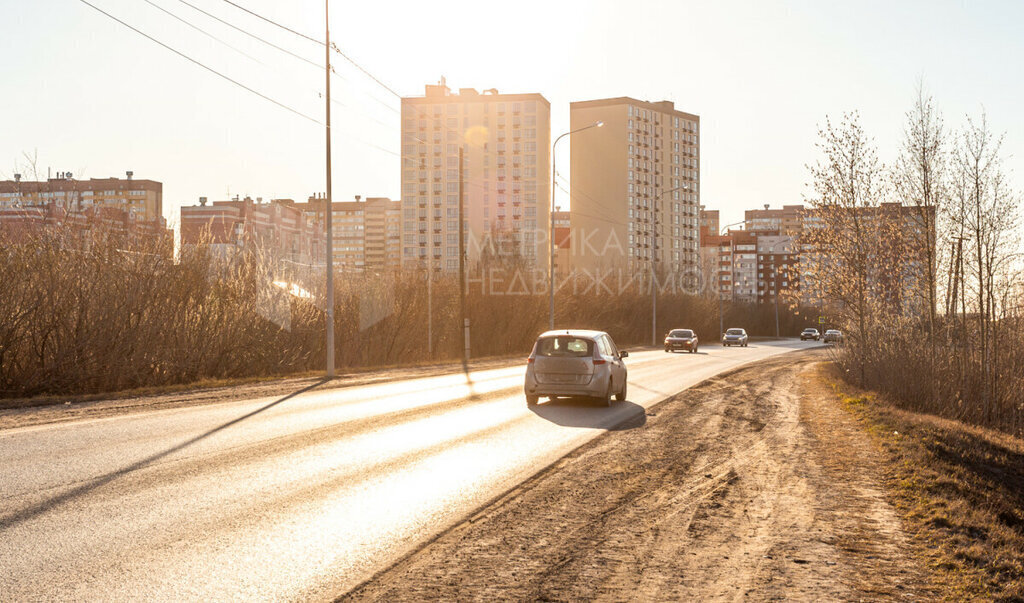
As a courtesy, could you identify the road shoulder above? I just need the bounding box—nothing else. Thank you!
[341,350,931,601]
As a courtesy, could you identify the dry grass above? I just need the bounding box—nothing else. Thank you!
[825,363,1024,601]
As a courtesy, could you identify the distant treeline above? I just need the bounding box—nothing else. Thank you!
[0,230,809,399]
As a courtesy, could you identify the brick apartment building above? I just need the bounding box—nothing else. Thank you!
[700,202,935,310]
[0,172,169,252]
[292,196,401,273]
[552,210,571,276]
[0,172,163,223]
[700,227,759,302]
[744,204,805,235]
[400,79,551,271]
[0,203,172,254]
[180,197,324,266]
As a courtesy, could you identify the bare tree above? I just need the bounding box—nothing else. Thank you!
[802,112,889,385]
[892,85,946,360]
[950,112,1019,421]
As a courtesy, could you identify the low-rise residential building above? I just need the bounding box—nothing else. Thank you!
[0,203,172,254]
[180,196,324,266]
[0,172,163,224]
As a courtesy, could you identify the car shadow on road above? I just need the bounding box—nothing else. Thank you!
[664,351,708,355]
[0,378,332,531]
[528,398,647,431]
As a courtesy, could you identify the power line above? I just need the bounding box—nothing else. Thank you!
[142,0,261,63]
[219,0,403,100]
[220,0,320,44]
[166,0,395,130]
[76,0,322,125]
[175,0,320,69]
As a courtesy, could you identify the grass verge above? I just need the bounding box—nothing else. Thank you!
[821,363,1024,601]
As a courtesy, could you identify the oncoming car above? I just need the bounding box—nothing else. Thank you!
[800,328,820,341]
[665,329,699,353]
[722,328,748,347]
[824,329,843,343]
[524,330,628,407]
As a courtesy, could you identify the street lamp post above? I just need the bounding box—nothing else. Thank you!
[649,185,687,346]
[406,135,435,356]
[549,121,603,330]
[765,238,791,338]
[717,219,753,343]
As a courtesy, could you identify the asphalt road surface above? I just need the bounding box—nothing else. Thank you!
[0,339,820,600]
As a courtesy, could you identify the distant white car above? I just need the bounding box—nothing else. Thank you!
[524,330,628,407]
[722,328,748,347]
[824,329,843,343]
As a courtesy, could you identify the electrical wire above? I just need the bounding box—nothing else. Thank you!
[77,0,323,125]
[218,0,403,101]
[142,0,262,63]
[174,0,321,69]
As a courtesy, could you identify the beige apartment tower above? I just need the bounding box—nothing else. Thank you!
[569,97,700,280]
[400,80,551,271]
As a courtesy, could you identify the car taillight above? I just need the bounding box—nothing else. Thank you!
[593,358,606,365]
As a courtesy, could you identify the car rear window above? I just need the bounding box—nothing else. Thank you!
[536,336,594,357]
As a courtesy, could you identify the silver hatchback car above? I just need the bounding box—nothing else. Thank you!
[524,330,628,407]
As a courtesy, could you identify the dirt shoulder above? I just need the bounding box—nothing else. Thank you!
[0,355,524,431]
[342,350,933,601]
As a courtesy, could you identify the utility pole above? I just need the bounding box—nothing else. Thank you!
[427,262,433,357]
[650,186,685,346]
[324,0,335,377]
[458,146,469,366]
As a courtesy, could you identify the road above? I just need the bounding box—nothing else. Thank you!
[0,339,819,601]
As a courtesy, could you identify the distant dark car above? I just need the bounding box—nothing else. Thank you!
[801,328,820,341]
[722,328,748,347]
[664,329,699,353]
[824,329,843,343]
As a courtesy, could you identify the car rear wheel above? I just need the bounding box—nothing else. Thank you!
[598,381,613,407]
[526,394,539,406]
[615,381,627,402]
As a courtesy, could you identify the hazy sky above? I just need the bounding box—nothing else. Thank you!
[3,0,1022,228]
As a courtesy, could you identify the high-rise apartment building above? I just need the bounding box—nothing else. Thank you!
[569,97,700,279]
[400,80,551,271]
[293,196,401,272]
[0,171,163,224]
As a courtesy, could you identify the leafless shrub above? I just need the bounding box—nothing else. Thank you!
[810,94,1023,437]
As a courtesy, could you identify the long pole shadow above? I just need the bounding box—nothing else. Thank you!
[0,378,332,531]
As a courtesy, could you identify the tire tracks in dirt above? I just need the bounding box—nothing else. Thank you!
[342,350,930,601]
